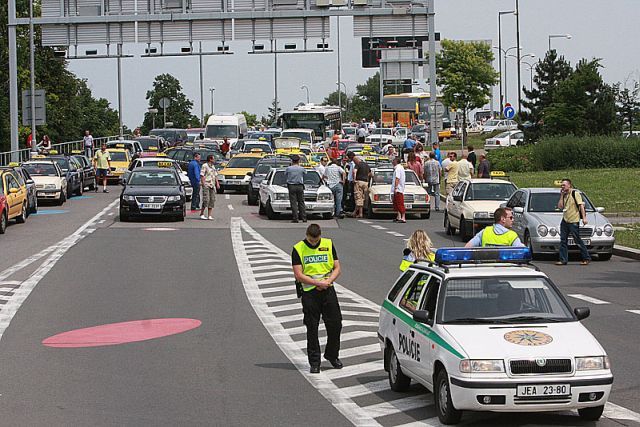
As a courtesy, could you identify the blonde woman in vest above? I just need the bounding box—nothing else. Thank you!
[399,229,436,271]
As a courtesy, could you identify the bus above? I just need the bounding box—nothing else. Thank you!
[280,105,341,142]
[381,93,455,141]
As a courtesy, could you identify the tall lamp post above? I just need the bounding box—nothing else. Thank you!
[548,34,572,51]
[148,108,158,129]
[337,81,347,119]
[521,61,535,91]
[493,46,521,112]
[507,53,536,95]
[300,85,310,104]
[515,0,522,113]
[497,10,515,115]
[209,87,215,116]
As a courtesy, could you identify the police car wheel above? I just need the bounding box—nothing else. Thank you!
[435,369,462,424]
[524,231,537,260]
[578,405,604,421]
[388,346,411,391]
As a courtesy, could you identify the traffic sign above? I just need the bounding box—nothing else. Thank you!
[159,97,171,109]
[503,105,515,119]
[428,101,446,118]
[505,102,512,108]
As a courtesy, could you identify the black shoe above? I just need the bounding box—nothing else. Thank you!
[555,261,567,266]
[103,189,109,193]
[325,358,343,369]
[310,365,320,374]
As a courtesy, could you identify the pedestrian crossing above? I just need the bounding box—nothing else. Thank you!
[230,217,640,427]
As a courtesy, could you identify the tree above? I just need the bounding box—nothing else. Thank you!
[544,59,619,136]
[615,78,640,131]
[322,90,348,107]
[350,73,380,122]
[239,111,258,127]
[267,99,281,125]
[521,50,573,142]
[436,40,498,143]
[140,74,199,133]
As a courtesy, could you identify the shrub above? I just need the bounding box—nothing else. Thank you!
[486,145,539,172]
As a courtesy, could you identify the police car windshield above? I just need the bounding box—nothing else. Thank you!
[528,192,595,213]
[24,163,57,176]
[372,170,420,185]
[226,157,260,168]
[440,277,574,324]
[465,183,517,201]
[128,171,178,186]
[272,170,321,187]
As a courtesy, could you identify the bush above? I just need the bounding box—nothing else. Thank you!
[486,136,640,172]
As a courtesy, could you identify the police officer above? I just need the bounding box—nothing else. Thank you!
[465,207,525,247]
[292,224,343,374]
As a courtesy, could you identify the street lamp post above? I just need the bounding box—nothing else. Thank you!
[148,108,158,129]
[521,61,535,91]
[548,34,572,51]
[336,16,342,118]
[515,0,522,113]
[508,53,536,94]
[494,46,521,111]
[337,81,347,119]
[497,10,516,116]
[300,85,310,104]
[209,87,215,116]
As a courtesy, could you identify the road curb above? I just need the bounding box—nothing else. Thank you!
[613,245,640,261]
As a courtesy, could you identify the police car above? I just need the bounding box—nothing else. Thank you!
[378,247,612,424]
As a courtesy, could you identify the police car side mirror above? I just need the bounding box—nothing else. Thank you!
[412,310,432,325]
[574,307,590,321]
[513,207,524,214]
[596,207,605,213]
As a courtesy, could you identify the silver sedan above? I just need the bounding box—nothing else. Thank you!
[504,188,615,260]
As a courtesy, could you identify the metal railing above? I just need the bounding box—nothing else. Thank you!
[0,135,131,165]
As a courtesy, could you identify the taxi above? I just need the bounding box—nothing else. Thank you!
[217,152,265,194]
[106,148,132,183]
[0,169,29,225]
[125,156,193,201]
[119,167,186,222]
[367,167,430,219]
[22,159,67,205]
[2,163,38,215]
[378,247,613,424]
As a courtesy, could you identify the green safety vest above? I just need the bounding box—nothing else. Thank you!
[293,238,335,291]
[480,225,519,247]
[399,252,435,272]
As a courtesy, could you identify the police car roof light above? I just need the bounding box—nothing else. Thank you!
[435,247,532,265]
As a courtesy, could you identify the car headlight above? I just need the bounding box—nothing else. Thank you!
[576,356,610,371]
[122,195,135,202]
[459,359,505,373]
[537,224,548,237]
[45,184,57,189]
[318,193,333,201]
[414,194,427,202]
[373,194,391,202]
[474,211,490,219]
[167,195,181,202]
[595,227,603,236]
[549,227,558,237]
[218,175,226,181]
[603,224,614,237]
[243,174,251,181]
[274,193,289,200]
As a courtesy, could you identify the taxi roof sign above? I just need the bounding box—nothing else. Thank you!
[49,150,59,155]
[8,162,20,167]
[490,171,506,177]
[71,149,82,154]
[434,247,532,265]
[553,180,563,187]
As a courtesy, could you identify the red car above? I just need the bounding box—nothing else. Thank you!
[328,139,351,159]
[0,191,7,234]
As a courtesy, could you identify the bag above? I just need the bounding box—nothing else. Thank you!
[571,190,585,221]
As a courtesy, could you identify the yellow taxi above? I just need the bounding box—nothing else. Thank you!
[1,169,29,225]
[106,148,132,182]
[217,152,266,194]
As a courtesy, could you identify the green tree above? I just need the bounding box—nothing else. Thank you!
[239,111,258,127]
[615,79,640,131]
[350,73,380,122]
[521,50,573,142]
[436,40,498,143]
[544,59,619,136]
[140,74,199,133]
[267,99,281,125]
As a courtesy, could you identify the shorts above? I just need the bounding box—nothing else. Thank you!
[393,192,406,214]
[354,181,369,207]
[201,186,216,208]
[96,168,108,177]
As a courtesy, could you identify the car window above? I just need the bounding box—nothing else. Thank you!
[128,171,178,186]
[108,151,129,162]
[514,132,524,139]
[6,174,19,190]
[387,270,416,303]
[419,274,441,319]
[400,273,431,314]
[12,171,25,186]
[226,157,260,168]
[452,182,466,198]
[0,176,4,194]
[24,163,58,176]
[464,183,517,201]
[528,191,594,212]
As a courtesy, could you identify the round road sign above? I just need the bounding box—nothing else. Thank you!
[159,97,171,109]
[503,106,516,119]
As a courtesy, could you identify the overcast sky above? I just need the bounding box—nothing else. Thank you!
[68,0,640,129]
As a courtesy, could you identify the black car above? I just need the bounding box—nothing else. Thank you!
[149,128,189,147]
[71,153,96,191]
[0,165,37,215]
[48,155,84,196]
[119,167,186,222]
[135,136,166,153]
[247,156,292,205]
[165,147,226,171]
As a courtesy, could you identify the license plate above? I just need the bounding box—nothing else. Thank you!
[37,192,46,197]
[140,203,162,209]
[226,180,241,185]
[568,238,591,246]
[405,203,413,209]
[517,384,570,397]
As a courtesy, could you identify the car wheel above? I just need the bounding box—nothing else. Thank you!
[0,211,7,234]
[266,199,278,220]
[247,189,258,206]
[177,206,186,222]
[597,252,612,261]
[388,345,411,391]
[578,405,604,421]
[30,196,38,214]
[322,212,333,220]
[444,212,455,235]
[366,198,376,219]
[421,210,431,220]
[15,203,27,223]
[524,231,537,260]
[59,190,67,205]
[460,218,470,241]
[435,369,462,425]
[119,209,129,222]
[75,179,84,196]
[88,179,95,191]
[258,196,266,215]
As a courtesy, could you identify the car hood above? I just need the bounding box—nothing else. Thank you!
[463,200,506,213]
[370,184,423,194]
[525,211,611,227]
[220,168,253,176]
[441,323,605,359]
[124,186,181,196]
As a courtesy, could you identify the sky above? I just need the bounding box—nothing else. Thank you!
[68,0,640,130]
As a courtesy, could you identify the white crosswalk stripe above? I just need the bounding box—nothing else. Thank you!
[253,270,294,279]
[340,379,391,398]
[284,320,379,335]
[323,360,385,380]
[361,395,434,418]
[255,277,294,286]
[338,343,381,359]
[568,294,610,305]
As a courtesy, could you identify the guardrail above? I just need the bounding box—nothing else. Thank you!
[0,135,131,165]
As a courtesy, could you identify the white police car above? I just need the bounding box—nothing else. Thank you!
[378,247,612,424]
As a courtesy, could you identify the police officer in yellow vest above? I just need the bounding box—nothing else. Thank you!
[292,224,343,374]
[464,207,524,248]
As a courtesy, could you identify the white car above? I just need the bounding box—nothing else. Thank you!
[484,130,524,150]
[22,160,68,205]
[258,168,333,220]
[378,247,613,425]
[481,119,518,134]
[365,127,408,147]
[124,157,193,201]
[281,129,316,145]
[444,178,518,241]
[367,167,430,219]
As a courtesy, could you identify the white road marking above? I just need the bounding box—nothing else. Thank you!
[342,310,379,318]
[387,231,405,237]
[0,246,58,283]
[269,303,302,313]
[371,225,387,230]
[248,259,284,265]
[568,294,611,305]
[253,270,294,279]
[626,310,640,315]
[0,199,120,342]
[603,402,640,422]
[393,418,443,427]
[256,277,296,286]
[107,212,114,216]
[225,194,230,199]
[285,320,379,336]
[340,379,391,398]
[361,395,434,418]
[323,360,384,380]
[358,220,373,224]
[293,330,377,347]
[263,294,299,304]
[227,204,234,210]
[98,219,105,224]
[275,313,304,323]
[0,281,21,287]
[260,285,295,295]
[338,344,381,359]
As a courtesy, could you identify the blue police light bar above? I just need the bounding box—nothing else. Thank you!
[435,247,532,265]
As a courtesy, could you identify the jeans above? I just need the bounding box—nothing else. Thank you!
[302,287,342,366]
[559,219,591,263]
[288,184,306,221]
[191,182,200,210]
[426,182,440,210]
[330,184,343,216]
[84,146,92,158]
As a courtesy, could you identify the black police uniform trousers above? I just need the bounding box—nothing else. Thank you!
[301,286,342,366]
[288,183,306,221]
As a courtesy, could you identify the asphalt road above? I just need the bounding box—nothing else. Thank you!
[0,189,638,426]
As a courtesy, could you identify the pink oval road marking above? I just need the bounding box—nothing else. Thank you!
[42,318,202,348]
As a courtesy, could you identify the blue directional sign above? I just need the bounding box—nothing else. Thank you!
[503,105,516,119]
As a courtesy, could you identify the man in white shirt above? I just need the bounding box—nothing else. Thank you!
[391,157,406,223]
[315,156,328,179]
[324,158,346,218]
[83,130,94,158]
[457,152,474,180]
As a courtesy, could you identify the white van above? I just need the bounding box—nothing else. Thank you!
[205,114,248,145]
